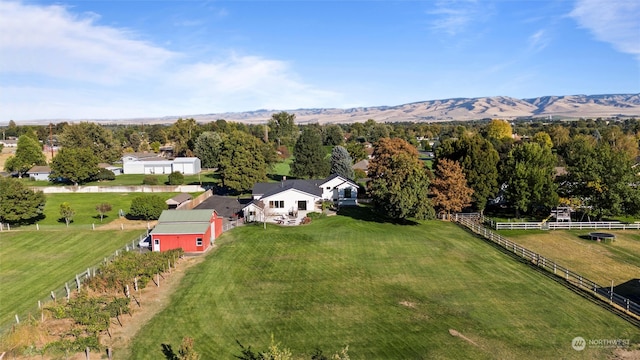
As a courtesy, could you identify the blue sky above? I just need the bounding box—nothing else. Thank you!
[1,0,639,121]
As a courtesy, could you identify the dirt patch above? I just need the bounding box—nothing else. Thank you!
[610,348,640,359]
[449,328,480,348]
[103,255,205,356]
[399,300,416,308]
[96,218,157,231]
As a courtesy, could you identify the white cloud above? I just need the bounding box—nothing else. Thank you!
[528,29,550,52]
[428,0,489,36]
[0,0,341,120]
[570,0,640,60]
[0,1,177,85]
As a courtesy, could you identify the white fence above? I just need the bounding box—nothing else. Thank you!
[491,221,640,231]
[454,215,640,323]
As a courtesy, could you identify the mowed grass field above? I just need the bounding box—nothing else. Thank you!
[14,192,181,228]
[127,215,639,359]
[0,230,144,328]
[498,230,640,286]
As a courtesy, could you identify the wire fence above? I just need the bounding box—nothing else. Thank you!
[0,231,150,337]
[454,214,640,324]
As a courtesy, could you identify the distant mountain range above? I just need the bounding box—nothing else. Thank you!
[19,93,640,125]
[178,93,640,124]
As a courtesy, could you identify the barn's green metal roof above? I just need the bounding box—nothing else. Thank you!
[151,222,210,235]
[157,209,214,222]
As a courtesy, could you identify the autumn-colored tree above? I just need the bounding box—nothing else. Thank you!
[431,159,473,218]
[532,131,553,149]
[368,138,434,220]
[485,119,512,141]
[96,203,112,222]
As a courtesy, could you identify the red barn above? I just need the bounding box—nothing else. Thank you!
[150,209,223,253]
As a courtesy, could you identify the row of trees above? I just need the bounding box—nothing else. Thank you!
[3,114,639,220]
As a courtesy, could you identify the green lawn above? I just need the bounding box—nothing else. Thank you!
[0,229,144,330]
[29,192,182,227]
[497,230,640,285]
[126,215,639,359]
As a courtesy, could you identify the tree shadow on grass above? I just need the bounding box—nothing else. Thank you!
[336,205,419,225]
[161,343,178,360]
[613,278,640,304]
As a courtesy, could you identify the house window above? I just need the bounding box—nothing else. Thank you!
[269,200,284,208]
[196,238,203,246]
[297,200,307,211]
[344,188,352,198]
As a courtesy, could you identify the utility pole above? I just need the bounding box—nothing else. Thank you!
[49,123,54,158]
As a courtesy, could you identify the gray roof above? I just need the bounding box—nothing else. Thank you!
[157,209,214,223]
[254,179,322,198]
[27,165,51,174]
[194,195,251,218]
[166,193,192,205]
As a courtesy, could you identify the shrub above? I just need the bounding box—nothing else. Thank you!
[128,195,167,220]
[142,175,158,185]
[306,212,325,220]
[167,171,185,185]
[93,168,115,181]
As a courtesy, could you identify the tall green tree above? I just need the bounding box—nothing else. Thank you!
[218,130,268,193]
[268,111,297,147]
[368,138,435,220]
[168,118,197,157]
[330,145,354,180]
[291,126,329,179]
[193,131,225,169]
[562,135,640,218]
[3,135,46,177]
[345,141,367,162]
[58,122,121,163]
[0,177,46,224]
[435,135,499,212]
[322,125,344,146]
[50,147,100,184]
[503,142,558,217]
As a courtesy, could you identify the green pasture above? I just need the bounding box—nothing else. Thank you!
[497,229,640,286]
[0,230,144,329]
[127,214,638,359]
[30,193,182,227]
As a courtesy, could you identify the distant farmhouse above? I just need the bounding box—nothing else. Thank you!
[121,153,201,175]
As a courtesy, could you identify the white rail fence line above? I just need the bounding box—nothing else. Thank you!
[454,214,640,321]
[490,221,640,231]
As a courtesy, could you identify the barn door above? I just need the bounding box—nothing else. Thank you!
[153,238,160,252]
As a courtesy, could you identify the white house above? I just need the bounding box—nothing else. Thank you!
[243,174,358,224]
[121,154,201,175]
[319,174,359,206]
[26,165,51,181]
